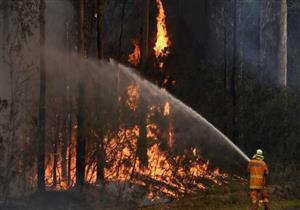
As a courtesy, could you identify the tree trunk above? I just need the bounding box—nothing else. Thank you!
[76,83,86,187]
[96,135,105,184]
[2,0,8,48]
[67,105,73,186]
[76,0,86,187]
[231,0,239,145]
[137,113,148,167]
[61,113,67,182]
[65,17,73,187]
[258,0,263,82]
[37,0,46,192]
[260,0,287,87]
[52,115,60,188]
[96,0,105,59]
[118,0,128,59]
[223,2,228,91]
[142,0,150,62]
[278,0,287,87]
[94,0,106,185]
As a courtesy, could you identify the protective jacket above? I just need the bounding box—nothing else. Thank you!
[248,157,269,189]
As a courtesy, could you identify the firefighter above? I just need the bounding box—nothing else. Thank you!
[248,149,269,210]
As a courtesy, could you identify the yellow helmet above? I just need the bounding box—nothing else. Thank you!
[253,149,264,160]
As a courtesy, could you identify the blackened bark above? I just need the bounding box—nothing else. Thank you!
[76,83,86,187]
[76,0,86,187]
[67,107,72,186]
[52,115,60,188]
[61,114,67,181]
[96,135,105,183]
[37,0,46,192]
[137,113,148,167]
[95,0,106,184]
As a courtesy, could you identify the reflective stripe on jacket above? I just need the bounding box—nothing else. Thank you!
[248,158,268,189]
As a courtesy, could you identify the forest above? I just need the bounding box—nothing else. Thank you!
[0,0,300,209]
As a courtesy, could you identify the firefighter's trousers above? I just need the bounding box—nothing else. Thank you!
[250,189,269,210]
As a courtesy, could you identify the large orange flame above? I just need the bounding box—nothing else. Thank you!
[44,122,228,198]
[154,0,170,66]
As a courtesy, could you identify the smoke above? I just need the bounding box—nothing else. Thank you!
[46,0,74,52]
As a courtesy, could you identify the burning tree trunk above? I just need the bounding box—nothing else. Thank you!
[37,0,46,192]
[52,115,60,188]
[76,0,86,187]
[67,101,73,186]
[137,98,148,168]
[61,113,68,182]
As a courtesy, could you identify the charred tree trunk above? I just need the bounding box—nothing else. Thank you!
[96,135,105,184]
[52,115,60,188]
[65,18,73,187]
[37,0,46,192]
[137,111,148,168]
[94,0,106,184]
[67,102,73,186]
[76,83,86,187]
[61,113,67,182]
[76,0,86,187]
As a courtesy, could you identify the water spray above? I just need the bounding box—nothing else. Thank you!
[115,61,250,163]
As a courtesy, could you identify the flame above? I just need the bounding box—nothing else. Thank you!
[44,123,228,198]
[128,40,141,66]
[154,0,170,68]
[127,84,140,111]
[43,92,228,200]
[45,138,77,190]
